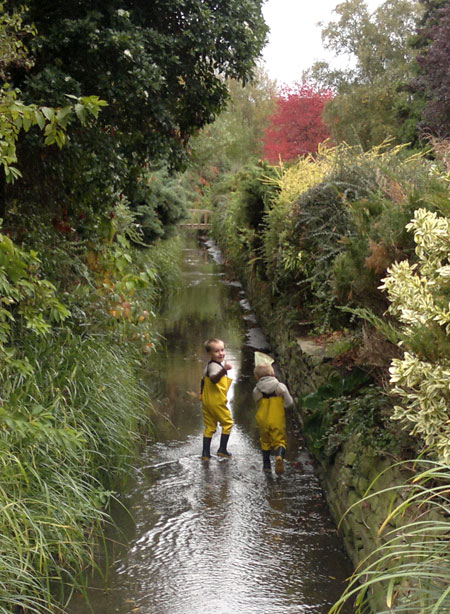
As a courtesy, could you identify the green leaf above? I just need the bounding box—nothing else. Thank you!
[41,106,55,121]
[55,105,73,124]
[74,103,87,124]
[34,110,45,130]
[22,115,32,132]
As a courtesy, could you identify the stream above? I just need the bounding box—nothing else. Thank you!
[68,235,353,614]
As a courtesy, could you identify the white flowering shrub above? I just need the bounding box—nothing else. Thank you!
[380,208,450,463]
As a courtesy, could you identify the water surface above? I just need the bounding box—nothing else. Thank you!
[69,236,353,614]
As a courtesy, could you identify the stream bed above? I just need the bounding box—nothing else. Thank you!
[68,235,353,614]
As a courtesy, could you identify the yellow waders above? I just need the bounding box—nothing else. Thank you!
[256,395,286,451]
[202,375,233,438]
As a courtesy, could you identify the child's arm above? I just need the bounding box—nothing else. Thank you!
[253,387,263,403]
[276,382,294,408]
[208,361,232,384]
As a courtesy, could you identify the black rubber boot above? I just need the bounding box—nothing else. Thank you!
[275,446,286,475]
[217,433,232,458]
[262,449,271,473]
[202,436,212,461]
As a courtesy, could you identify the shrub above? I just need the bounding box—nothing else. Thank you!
[380,208,450,463]
[212,162,278,275]
[302,376,396,459]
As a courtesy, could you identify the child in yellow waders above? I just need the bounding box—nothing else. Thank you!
[253,363,293,474]
[200,338,233,460]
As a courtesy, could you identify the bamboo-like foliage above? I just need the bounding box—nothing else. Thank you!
[330,460,450,614]
[0,331,150,612]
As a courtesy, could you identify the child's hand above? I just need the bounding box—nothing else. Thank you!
[224,362,232,371]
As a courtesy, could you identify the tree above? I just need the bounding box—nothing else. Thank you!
[262,81,333,164]
[414,5,450,137]
[0,3,106,218]
[3,0,268,240]
[306,0,423,148]
[8,0,268,167]
[190,67,277,176]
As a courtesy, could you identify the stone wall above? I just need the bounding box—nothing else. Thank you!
[239,273,413,612]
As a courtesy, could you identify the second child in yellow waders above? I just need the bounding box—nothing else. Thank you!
[200,338,233,460]
[253,363,294,474]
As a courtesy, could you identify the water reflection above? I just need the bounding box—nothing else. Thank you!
[68,235,353,614]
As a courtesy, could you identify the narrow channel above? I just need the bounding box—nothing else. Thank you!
[69,235,353,614]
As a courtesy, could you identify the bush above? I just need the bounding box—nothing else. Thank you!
[381,208,450,463]
[212,161,278,275]
[302,376,396,459]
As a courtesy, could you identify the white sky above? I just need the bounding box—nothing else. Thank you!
[261,0,386,85]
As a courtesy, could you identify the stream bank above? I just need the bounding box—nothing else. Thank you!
[67,234,353,614]
[215,244,415,613]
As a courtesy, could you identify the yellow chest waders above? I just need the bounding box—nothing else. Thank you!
[256,395,286,451]
[202,367,233,438]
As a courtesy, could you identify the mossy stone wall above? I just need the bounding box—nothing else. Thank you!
[240,275,410,612]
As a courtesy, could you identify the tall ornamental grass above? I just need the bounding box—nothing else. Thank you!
[0,331,150,612]
[330,461,450,614]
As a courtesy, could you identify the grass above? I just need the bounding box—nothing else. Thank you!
[0,232,185,612]
[330,460,450,614]
[0,330,152,612]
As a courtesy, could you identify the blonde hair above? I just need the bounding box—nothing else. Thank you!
[204,338,224,353]
[254,364,275,380]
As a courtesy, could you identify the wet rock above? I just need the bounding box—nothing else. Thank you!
[245,327,271,351]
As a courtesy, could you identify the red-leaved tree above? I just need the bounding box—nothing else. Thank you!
[263,82,333,163]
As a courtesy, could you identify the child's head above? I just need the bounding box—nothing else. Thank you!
[204,338,225,362]
[254,363,275,380]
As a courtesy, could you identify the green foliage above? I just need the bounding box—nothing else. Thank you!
[190,70,276,175]
[306,0,423,148]
[260,143,388,323]
[0,226,183,611]
[0,1,35,79]
[331,460,450,613]
[233,161,280,230]
[302,376,396,458]
[211,161,279,274]
[0,226,70,374]
[0,86,106,182]
[214,138,449,346]
[2,0,267,234]
[260,143,446,329]
[380,208,450,463]
[0,331,150,612]
[132,166,193,243]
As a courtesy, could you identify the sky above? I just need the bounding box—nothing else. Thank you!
[261,0,385,86]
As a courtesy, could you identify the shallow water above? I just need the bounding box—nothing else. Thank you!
[68,236,353,614]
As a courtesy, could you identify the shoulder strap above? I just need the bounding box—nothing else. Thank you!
[262,391,278,398]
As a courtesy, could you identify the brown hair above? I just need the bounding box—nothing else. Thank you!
[254,364,275,379]
[204,338,224,353]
